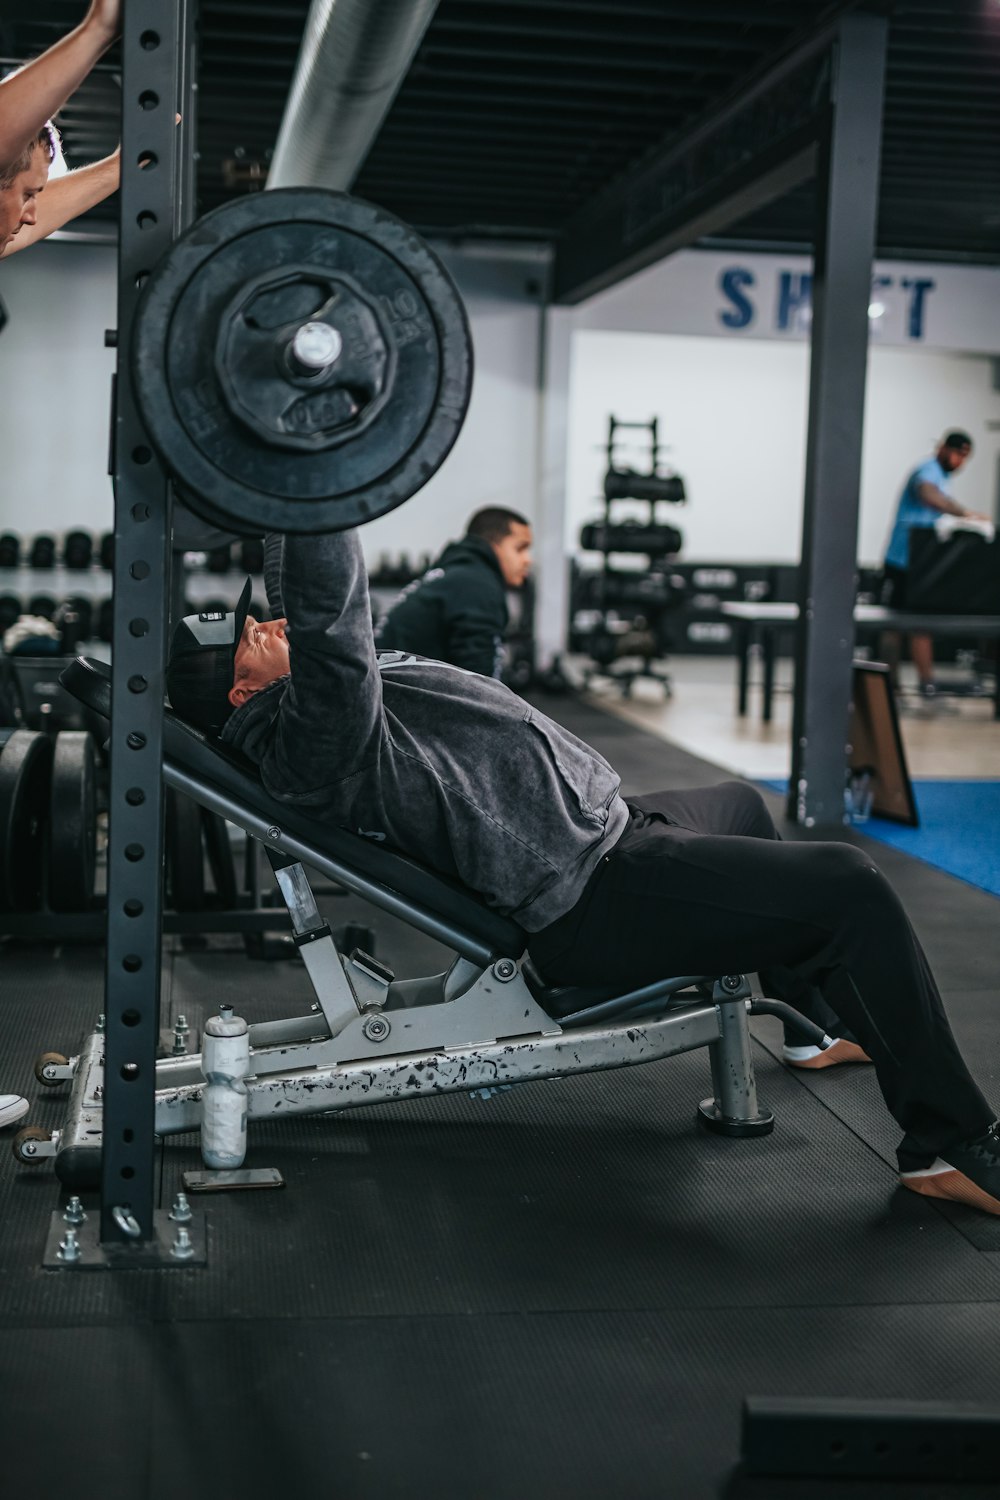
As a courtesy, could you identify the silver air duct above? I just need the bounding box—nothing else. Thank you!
[267,0,440,191]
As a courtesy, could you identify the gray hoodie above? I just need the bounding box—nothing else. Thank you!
[221,530,629,932]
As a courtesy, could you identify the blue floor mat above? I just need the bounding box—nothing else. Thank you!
[763,780,1000,898]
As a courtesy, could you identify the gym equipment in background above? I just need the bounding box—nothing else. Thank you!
[907,526,1000,616]
[0,730,54,912]
[848,661,919,826]
[571,414,687,696]
[28,536,57,571]
[48,731,98,914]
[0,725,311,938]
[62,532,94,571]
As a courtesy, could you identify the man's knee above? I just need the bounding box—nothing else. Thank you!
[815,842,896,916]
[723,781,779,840]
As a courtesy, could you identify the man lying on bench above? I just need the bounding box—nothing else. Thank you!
[165,528,1000,1218]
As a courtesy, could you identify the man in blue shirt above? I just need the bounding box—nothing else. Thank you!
[881,430,984,697]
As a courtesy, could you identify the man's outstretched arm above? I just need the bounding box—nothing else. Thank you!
[258,531,385,797]
[0,2,119,169]
[1,149,119,256]
[914,480,988,522]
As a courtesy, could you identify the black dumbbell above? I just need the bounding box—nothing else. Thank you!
[29,536,57,570]
[0,533,20,569]
[206,544,233,574]
[0,594,21,632]
[67,596,94,639]
[603,467,686,504]
[27,594,57,621]
[97,598,114,643]
[99,533,115,570]
[63,531,94,570]
[240,538,265,574]
[59,596,94,647]
[55,601,82,653]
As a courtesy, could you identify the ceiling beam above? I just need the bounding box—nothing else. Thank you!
[550,12,851,303]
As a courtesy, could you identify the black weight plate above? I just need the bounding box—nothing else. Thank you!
[172,482,268,543]
[27,594,57,621]
[0,593,21,631]
[48,731,97,913]
[96,599,114,643]
[133,190,473,535]
[63,530,94,569]
[165,788,205,912]
[29,536,56,570]
[171,493,242,553]
[0,730,54,912]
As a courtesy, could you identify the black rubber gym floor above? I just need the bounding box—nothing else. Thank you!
[2,690,999,1499]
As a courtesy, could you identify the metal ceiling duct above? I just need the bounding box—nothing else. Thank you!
[267,0,440,191]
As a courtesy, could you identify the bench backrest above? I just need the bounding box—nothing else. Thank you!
[61,657,528,959]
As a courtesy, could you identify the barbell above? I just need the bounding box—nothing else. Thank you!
[132,189,474,536]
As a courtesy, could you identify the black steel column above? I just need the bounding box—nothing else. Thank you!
[176,0,199,233]
[169,0,199,638]
[101,0,186,1245]
[788,13,888,827]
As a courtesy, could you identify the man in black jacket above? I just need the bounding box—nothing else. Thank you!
[374,506,532,678]
[166,529,1000,1219]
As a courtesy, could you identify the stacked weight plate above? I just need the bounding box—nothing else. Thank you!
[0,729,99,916]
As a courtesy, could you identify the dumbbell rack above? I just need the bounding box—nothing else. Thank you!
[577,415,683,698]
[0,533,265,657]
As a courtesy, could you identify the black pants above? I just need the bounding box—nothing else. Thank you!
[529,782,994,1170]
[880,562,910,608]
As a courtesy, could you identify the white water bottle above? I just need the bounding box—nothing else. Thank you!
[200,1004,250,1169]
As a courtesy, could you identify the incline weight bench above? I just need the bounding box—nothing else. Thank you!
[21,658,818,1187]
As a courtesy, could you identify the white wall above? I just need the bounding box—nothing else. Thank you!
[860,347,998,561]
[0,239,117,537]
[0,238,545,568]
[572,246,1000,354]
[3,235,998,621]
[566,330,999,567]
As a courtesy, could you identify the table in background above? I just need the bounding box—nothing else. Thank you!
[720,601,1000,721]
